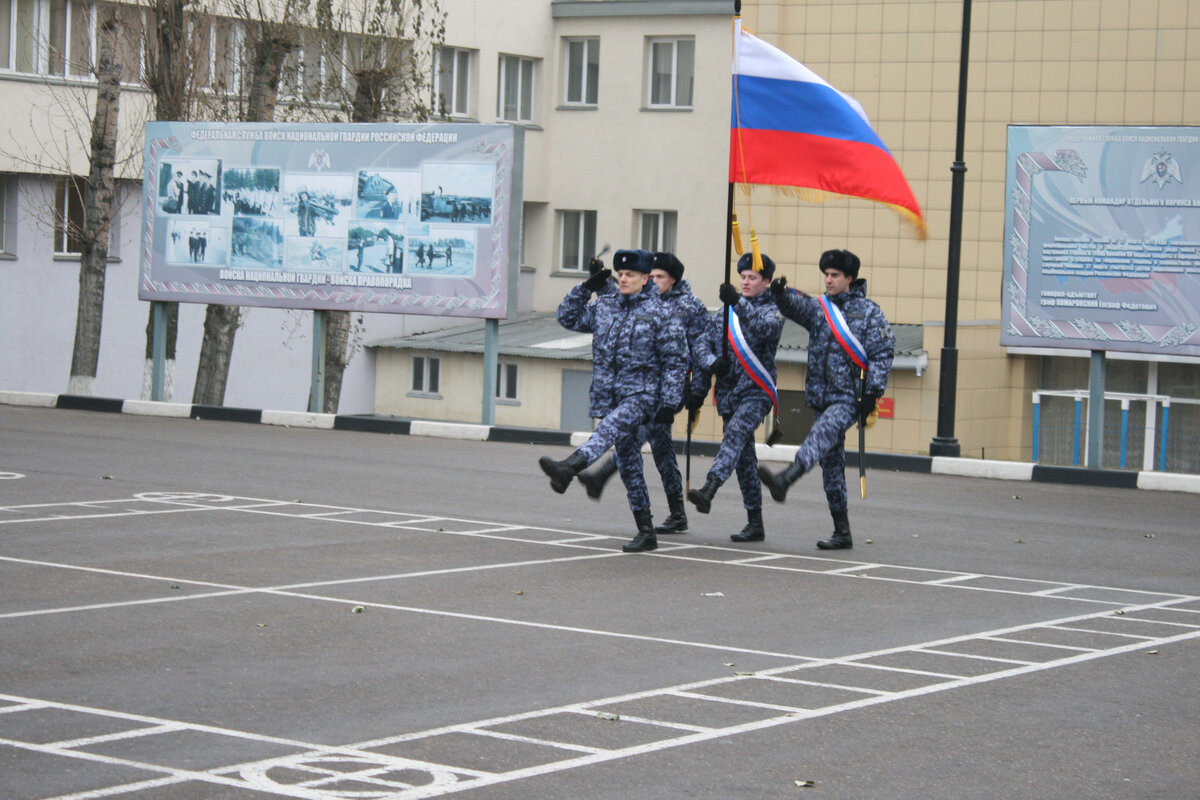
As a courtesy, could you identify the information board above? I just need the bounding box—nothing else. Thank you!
[139,122,520,319]
[1001,125,1200,357]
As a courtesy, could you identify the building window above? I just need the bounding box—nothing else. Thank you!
[434,45,472,117]
[647,37,693,108]
[637,210,677,252]
[54,176,85,255]
[563,37,598,106]
[559,209,596,272]
[3,0,91,77]
[0,173,12,254]
[410,354,441,396]
[194,17,244,94]
[496,362,519,402]
[497,54,535,123]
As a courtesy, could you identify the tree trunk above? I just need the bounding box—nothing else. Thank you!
[314,73,389,412]
[192,304,240,405]
[191,24,292,407]
[141,0,192,399]
[68,9,121,396]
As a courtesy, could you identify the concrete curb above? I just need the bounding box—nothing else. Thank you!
[4,391,1198,494]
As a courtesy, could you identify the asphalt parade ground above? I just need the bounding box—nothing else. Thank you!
[2,405,1198,800]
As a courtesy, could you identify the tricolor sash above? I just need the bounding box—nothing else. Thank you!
[725,306,779,413]
[819,295,868,372]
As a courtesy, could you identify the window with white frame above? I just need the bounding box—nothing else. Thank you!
[2,0,91,77]
[497,54,535,123]
[637,210,677,252]
[559,209,596,272]
[647,37,694,108]
[54,176,85,255]
[563,37,598,106]
[434,45,472,117]
[496,361,519,402]
[410,354,441,396]
[196,17,244,94]
[0,173,12,254]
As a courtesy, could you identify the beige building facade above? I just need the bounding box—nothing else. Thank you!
[374,0,1199,474]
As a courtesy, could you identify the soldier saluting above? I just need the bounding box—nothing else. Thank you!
[537,250,688,553]
[758,249,895,550]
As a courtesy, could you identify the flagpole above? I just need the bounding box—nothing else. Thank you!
[722,0,741,356]
[722,181,734,356]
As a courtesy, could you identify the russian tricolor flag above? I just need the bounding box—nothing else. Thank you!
[730,20,926,237]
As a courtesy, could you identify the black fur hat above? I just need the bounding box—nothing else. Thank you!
[819,249,861,279]
[613,249,654,273]
[653,252,685,282]
[736,251,776,281]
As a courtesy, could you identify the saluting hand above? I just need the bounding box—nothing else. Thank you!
[583,268,611,293]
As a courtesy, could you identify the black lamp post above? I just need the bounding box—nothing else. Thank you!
[930,0,972,458]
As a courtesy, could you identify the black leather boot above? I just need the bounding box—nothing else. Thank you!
[577,455,618,500]
[757,461,805,503]
[817,509,853,550]
[730,507,765,542]
[623,509,657,552]
[687,477,721,514]
[654,493,688,533]
[538,451,589,494]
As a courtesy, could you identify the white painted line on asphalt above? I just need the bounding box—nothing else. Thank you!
[915,648,1035,666]
[468,727,603,754]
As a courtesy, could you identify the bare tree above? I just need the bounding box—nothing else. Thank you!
[66,6,123,396]
[190,0,311,406]
[139,0,208,399]
[307,0,444,412]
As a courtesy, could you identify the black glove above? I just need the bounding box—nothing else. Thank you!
[858,395,878,422]
[583,267,611,293]
[770,276,789,297]
[653,406,675,424]
[588,257,605,276]
[686,393,707,413]
[711,356,732,377]
[718,282,740,306]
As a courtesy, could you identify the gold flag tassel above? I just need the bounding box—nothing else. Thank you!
[750,229,763,271]
[731,213,744,255]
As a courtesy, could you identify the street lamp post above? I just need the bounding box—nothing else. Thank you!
[930,0,972,458]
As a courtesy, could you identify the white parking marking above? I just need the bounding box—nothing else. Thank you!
[3,493,1198,799]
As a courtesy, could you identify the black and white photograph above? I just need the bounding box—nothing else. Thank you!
[356,170,421,222]
[348,222,405,274]
[284,236,346,272]
[157,159,223,216]
[231,217,284,270]
[164,219,230,266]
[420,162,493,224]
[223,167,281,217]
[281,174,354,238]
[406,227,476,276]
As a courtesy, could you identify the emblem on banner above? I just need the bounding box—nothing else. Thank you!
[1140,150,1182,189]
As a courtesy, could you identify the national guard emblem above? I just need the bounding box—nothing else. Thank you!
[1140,150,1182,189]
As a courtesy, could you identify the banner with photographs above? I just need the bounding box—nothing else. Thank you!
[1001,125,1200,357]
[140,122,519,318]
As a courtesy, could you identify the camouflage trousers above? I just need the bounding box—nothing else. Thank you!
[794,401,858,514]
[708,394,774,510]
[577,395,656,513]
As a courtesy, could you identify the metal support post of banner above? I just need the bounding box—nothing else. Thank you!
[482,318,498,425]
[151,301,166,401]
[1086,350,1106,469]
[309,310,326,414]
[930,0,972,458]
